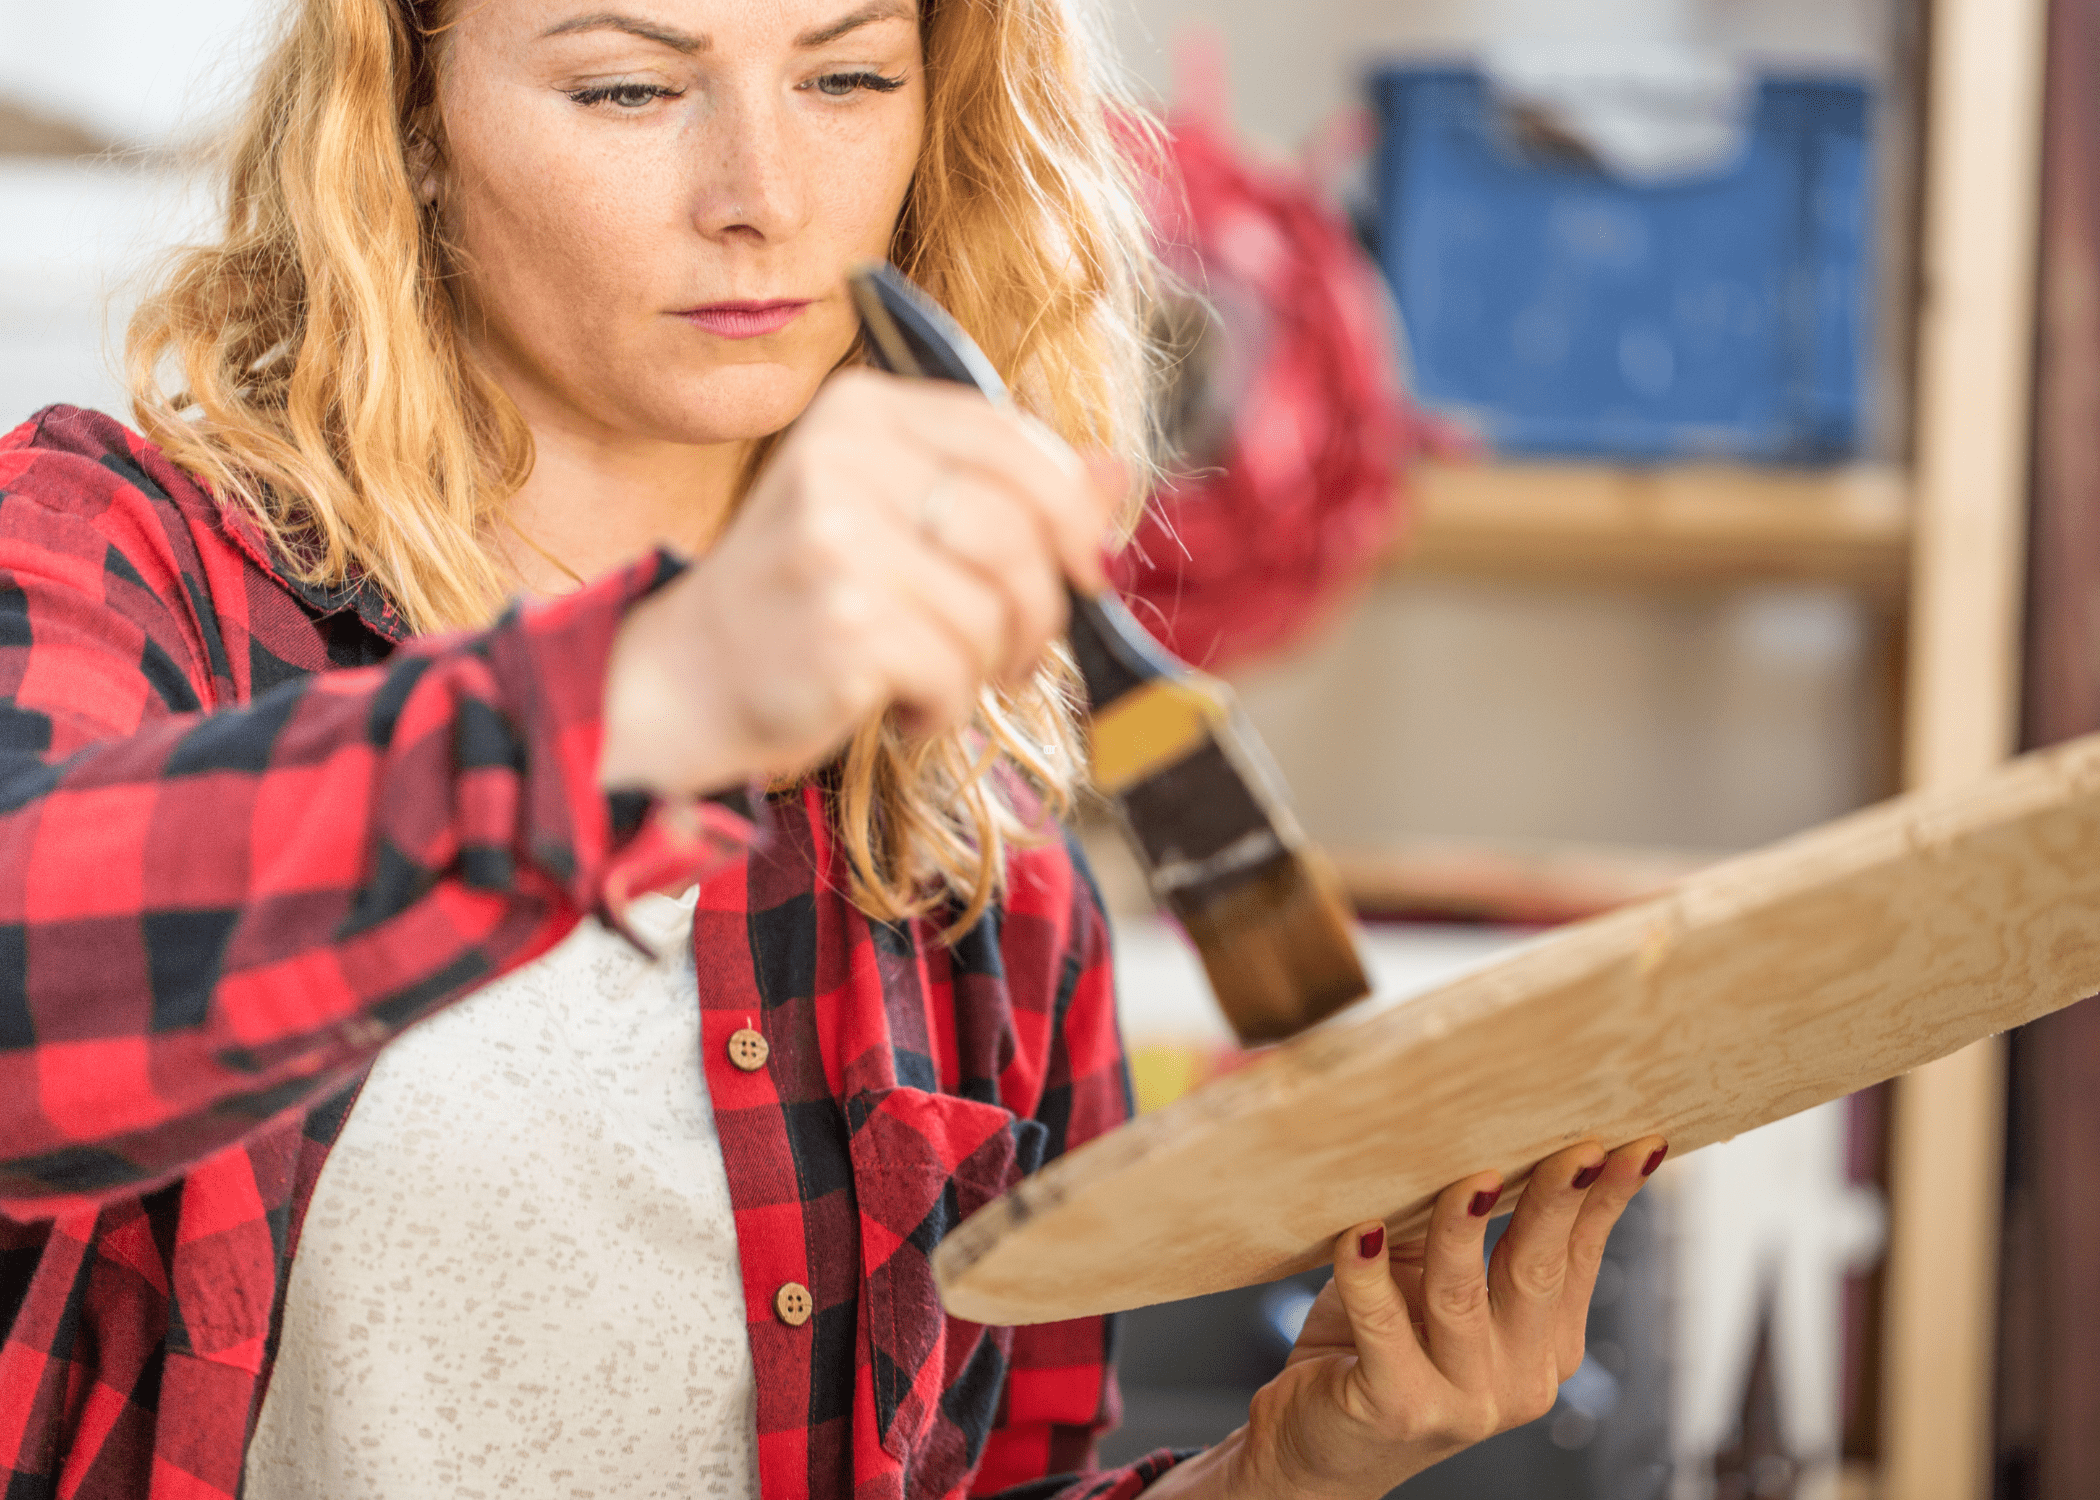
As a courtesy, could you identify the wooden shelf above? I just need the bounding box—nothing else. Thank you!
[1388,461,1913,598]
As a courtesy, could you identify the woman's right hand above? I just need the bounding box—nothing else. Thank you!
[598,369,1118,796]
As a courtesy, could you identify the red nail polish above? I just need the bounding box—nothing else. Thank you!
[1572,1164,1604,1191]
[1468,1187,1502,1218]
[1358,1227,1386,1259]
[1642,1144,1669,1177]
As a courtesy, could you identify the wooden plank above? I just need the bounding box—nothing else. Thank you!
[1881,0,2047,1492]
[1901,2,2047,794]
[2025,0,2100,755]
[1882,0,2049,1491]
[1999,1004,2100,1495]
[936,732,2100,1327]
[1883,1049,2009,1495]
[1388,462,1911,595]
[1997,0,2100,1486]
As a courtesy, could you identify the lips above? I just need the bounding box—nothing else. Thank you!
[676,300,811,339]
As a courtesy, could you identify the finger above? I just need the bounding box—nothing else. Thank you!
[1554,1136,1666,1377]
[896,470,1067,685]
[839,498,1011,688]
[1488,1142,1606,1361]
[890,541,1015,692]
[1082,452,1133,554]
[1393,1260,1427,1331]
[889,395,1110,590]
[869,593,987,738]
[1417,1172,1501,1394]
[1328,1220,1440,1397]
[1003,411,1122,589]
[1085,453,1132,512]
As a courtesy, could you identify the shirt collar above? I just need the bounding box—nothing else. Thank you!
[213,498,413,644]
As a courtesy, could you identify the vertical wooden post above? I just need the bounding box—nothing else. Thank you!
[1881,0,2048,1493]
[2000,0,2100,1490]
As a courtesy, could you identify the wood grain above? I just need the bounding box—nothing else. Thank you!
[936,733,2100,1326]
[1901,0,2045,797]
[1882,0,2049,1490]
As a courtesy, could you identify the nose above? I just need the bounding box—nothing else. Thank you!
[689,77,809,246]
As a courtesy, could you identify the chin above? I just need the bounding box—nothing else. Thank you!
[633,359,831,445]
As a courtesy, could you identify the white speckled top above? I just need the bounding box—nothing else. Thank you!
[243,889,761,1500]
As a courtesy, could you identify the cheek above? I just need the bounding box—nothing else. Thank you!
[443,90,664,323]
[808,98,924,259]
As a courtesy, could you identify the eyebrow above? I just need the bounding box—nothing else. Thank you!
[539,12,710,53]
[539,3,913,55]
[794,1,913,47]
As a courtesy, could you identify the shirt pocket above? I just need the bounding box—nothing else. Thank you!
[844,1086,1048,1484]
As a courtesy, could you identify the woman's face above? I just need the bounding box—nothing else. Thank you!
[434,0,925,448]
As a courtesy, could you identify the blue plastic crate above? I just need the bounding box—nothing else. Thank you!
[1370,68,1873,463]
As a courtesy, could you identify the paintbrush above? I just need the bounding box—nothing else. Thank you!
[848,262,1369,1044]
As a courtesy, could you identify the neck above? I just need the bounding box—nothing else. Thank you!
[500,411,752,597]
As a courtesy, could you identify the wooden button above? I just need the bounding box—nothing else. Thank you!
[340,1017,387,1049]
[774,1282,814,1327]
[727,1028,770,1072]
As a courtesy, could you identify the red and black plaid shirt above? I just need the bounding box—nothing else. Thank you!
[0,405,1180,1500]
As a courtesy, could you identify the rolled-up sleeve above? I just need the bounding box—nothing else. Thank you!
[0,439,746,1217]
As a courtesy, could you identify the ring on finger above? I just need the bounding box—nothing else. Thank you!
[917,469,963,549]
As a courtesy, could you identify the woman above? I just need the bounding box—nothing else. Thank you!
[0,0,1665,1496]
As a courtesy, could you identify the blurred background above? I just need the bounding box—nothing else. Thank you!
[0,0,2088,1496]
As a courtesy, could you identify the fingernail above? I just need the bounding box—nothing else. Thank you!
[1358,1227,1385,1260]
[1572,1163,1605,1191]
[1642,1144,1669,1178]
[1468,1187,1502,1218]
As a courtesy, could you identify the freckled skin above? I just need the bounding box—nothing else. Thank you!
[437,0,924,457]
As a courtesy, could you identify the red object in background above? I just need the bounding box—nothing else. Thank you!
[1111,52,1459,672]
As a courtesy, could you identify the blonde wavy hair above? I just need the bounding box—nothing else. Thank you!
[128,0,1161,932]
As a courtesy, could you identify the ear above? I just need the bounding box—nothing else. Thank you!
[406,129,444,207]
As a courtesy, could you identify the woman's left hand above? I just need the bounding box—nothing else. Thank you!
[1145,1136,1667,1500]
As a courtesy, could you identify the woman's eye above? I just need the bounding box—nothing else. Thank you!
[567,83,682,110]
[807,70,907,99]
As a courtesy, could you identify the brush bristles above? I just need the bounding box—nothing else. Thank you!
[1175,853,1370,1044]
